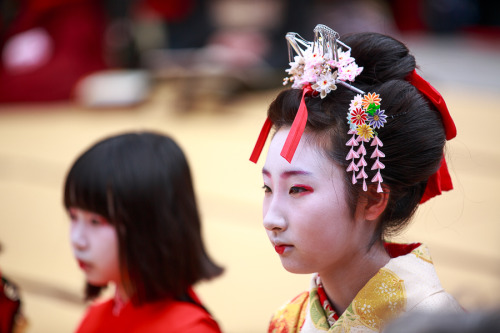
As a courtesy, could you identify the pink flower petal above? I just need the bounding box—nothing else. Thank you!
[346,136,359,147]
[371,136,383,147]
[356,144,366,155]
[356,168,368,179]
[348,129,356,135]
[371,170,383,183]
[371,158,385,170]
[377,183,383,193]
[346,148,359,160]
[357,156,367,167]
[347,161,359,172]
[352,173,357,185]
[370,147,385,158]
[363,179,367,191]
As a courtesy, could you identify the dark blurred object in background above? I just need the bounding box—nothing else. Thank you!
[422,0,479,33]
[384,309,500,333]
[390,0,500,36]
[0,0,498,105]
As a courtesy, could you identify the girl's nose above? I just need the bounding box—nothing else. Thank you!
[70,221,88,251]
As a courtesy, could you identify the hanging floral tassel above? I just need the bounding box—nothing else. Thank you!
[346,93,387,192]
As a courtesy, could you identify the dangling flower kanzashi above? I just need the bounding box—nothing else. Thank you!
[346,93,387,192]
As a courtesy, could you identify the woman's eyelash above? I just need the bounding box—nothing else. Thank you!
[289,185,314,194]
[289,186,305,194]
[262,185,271,193]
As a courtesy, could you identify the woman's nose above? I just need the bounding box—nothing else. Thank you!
[263,197,287,232]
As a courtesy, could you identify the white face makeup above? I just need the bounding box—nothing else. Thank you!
[69,208,121,287]
[262,128,369,275]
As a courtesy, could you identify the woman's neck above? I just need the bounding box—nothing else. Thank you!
[319,241,390,315]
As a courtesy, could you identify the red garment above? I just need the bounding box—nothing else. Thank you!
[76,294,222,333]
[0,272,21,333]
[0,0,107,102]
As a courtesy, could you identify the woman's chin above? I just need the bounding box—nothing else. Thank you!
[281,260,314,275]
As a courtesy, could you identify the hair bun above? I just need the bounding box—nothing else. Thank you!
[342,33,416,86]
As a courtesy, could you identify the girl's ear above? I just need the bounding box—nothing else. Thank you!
[355,185,390,222]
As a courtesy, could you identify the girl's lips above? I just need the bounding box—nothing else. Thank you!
[275,245,291,254]
[77,259,90,271]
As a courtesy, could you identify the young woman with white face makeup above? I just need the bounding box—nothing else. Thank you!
[250,25,463,332]
[263,129,390,316]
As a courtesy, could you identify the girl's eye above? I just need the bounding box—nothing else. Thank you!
[68,209,77,221]
[90,218,101,226]
[262,185,272,193]
[289,185,313,195]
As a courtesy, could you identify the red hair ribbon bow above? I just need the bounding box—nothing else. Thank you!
[249,84,313,164]
[408,70,457,203]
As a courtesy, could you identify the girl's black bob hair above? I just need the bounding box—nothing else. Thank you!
[64,131,223,304]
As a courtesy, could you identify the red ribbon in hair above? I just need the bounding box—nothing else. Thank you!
[408,70,457,203]
[249,117,272,163]
[280,84,313,162]
[250,84,313,164]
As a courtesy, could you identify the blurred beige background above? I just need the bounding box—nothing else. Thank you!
[1,34,500,333]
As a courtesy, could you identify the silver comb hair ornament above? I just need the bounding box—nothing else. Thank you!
[313,24,339,61]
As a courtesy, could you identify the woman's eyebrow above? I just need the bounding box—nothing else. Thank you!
[262,168,311,179]
[280,170,311,179]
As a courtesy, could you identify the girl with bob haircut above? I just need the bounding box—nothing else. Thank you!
[250,25,463,332]
[64,131,223,332]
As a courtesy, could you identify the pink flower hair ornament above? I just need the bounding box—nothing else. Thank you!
[250,24,369,164]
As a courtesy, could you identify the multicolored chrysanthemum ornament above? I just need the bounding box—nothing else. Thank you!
[346,93,387,192]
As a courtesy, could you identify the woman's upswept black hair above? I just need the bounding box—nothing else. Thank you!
[267,32,446,241]
[64,131,223,304]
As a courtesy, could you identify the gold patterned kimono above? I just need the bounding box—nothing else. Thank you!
[268,243,463,333]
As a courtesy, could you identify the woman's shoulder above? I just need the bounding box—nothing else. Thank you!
[382,242,463,313]
[411,291,464,313]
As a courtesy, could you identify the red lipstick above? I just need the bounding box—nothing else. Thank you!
[275,245,286,254]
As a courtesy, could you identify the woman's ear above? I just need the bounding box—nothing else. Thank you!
[365,185,390,221]
[355,185,390,222]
